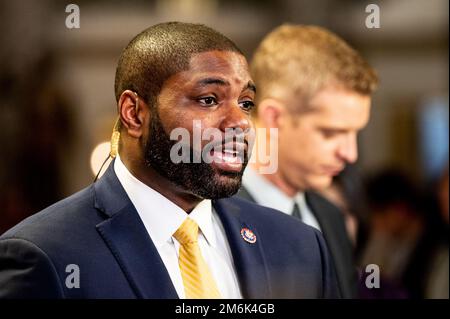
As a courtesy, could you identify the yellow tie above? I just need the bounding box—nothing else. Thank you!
[173,218,221,299]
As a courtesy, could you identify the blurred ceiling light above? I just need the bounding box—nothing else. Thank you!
[90,141,111,179]
[156,0,218,19]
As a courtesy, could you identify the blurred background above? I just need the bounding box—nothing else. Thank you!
[0,0,448,298]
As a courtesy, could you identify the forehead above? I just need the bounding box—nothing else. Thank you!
[304,86,371,128]
[173,50,251,85]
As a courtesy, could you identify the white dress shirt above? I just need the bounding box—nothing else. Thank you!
[114,155,242,299]
[242,167,322,231]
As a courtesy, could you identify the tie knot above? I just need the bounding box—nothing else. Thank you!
[174,218,199,245]
[291,202,303,220]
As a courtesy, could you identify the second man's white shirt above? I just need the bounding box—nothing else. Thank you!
[242,167,322,231]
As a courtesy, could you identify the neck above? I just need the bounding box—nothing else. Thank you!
[120,152,202,213]
[249,121,301,197]
[249,162,299,197]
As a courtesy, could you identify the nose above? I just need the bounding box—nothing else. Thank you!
[337,132,358,164]
[219,102,252,134]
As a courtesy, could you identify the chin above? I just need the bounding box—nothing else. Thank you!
[215,172,243,189]
[194,170,243,199]
[305,175,333,191]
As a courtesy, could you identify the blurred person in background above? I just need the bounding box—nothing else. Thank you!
[0,52,75,234]
[423,166,449,298]
[362,166,449,299]
[236,24,378,299]
[408,165,449,299]
[360,169,426,298]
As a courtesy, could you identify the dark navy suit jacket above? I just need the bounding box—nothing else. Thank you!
[0,164,340,299]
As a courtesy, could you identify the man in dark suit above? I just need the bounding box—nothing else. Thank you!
[0,22,339,299]
[236,24,379,298]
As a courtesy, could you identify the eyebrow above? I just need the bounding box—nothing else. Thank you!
[245,82,256,94]
[196,77,230,87]
[195,78,256,94]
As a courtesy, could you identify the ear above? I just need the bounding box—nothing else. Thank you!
[118,90,147,138]
[257,98,288,129]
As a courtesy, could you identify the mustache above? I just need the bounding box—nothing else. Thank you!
[188,138,250,162]
[207,135,249,149]
[170,131,251,159]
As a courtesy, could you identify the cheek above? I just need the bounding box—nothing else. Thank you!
[292,127,323,159]
[286,134,334,170]
[159,107,197,135]
[177,116,220,150]
[304,130,338,158]
[157,90,198,131]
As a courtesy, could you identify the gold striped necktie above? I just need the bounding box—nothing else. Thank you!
[173,218,221,299]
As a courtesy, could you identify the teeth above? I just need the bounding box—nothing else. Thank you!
[211,150,242,164]
[222,153,237,162]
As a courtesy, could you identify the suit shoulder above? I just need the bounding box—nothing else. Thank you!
[306,191,342,215]
[0,237,66,298]
[305,191,343,222]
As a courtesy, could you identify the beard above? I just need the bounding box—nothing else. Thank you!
[143,109,249,199]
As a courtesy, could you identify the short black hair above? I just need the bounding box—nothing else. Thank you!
[114,22,243,108]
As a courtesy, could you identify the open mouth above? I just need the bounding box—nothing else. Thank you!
[209,143,246,172]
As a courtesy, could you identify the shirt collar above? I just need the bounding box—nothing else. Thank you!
[242,167,322,230]
[187,199,217,248]
[114,155,216,248]
[242,166,299,214]
[294,192,307,208]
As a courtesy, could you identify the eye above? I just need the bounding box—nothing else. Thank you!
[321,129,336,138]
[321,129,344,139]
[239,100,255,112]
[198,96,218,106]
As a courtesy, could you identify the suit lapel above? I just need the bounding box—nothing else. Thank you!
[213,199,271,299]
[305,191,340,245]
[305,191,356,298]
[94,163,178,299]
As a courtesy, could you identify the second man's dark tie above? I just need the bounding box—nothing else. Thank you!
[291,202,303,221]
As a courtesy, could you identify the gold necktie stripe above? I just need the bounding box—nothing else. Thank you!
[173,218,221,299]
